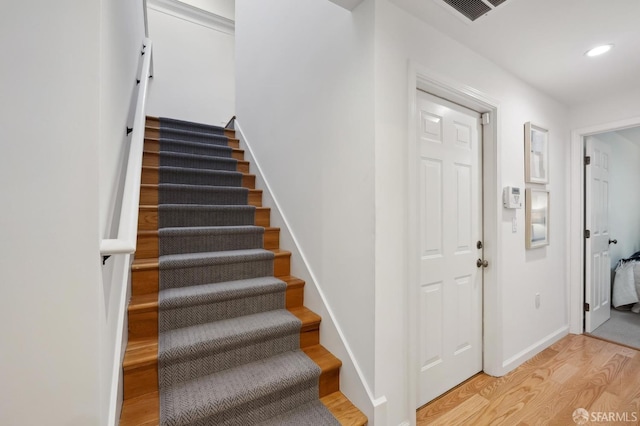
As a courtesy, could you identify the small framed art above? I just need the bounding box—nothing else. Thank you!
[524,122,549,184]
[525,188,549,249]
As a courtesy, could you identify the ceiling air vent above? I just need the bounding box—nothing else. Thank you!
[439,0,508,22]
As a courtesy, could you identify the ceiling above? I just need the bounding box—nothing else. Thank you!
[615,126,640,144]
[390,0,640,107]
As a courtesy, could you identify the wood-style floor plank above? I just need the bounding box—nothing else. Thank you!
[417,334,640,426]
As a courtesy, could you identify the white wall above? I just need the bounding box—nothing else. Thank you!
[146,1,235,126]
[587,132,640,268]
[235,0,376,419]
[0,2,103,424]
[374,1,570,423]
[569,87,640,130]
[236,0,573,424]
[99,0,147,423]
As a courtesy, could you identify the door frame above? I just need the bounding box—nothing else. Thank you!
[568,116,640,334]
[407,62,501,413]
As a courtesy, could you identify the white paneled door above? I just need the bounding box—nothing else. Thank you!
[416,90,483,407]
[584,136,612,332]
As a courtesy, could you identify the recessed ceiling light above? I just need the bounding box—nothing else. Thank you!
[585,44,613,57]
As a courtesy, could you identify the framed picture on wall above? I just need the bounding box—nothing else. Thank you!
[524,122,549,184]
[526,188,550,249]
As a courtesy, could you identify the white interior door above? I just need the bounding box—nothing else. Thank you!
[416,90,483,407]
[585,136,612,332]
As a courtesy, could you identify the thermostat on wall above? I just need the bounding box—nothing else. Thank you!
[503,186,522,209]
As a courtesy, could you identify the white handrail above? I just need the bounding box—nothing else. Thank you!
[100,38,153,256]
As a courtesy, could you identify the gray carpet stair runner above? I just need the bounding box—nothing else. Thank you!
[156,117,339,426]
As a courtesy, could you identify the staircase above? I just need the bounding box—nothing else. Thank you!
[119,117,367,425]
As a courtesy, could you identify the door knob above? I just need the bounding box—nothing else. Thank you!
[609,239,618,245]
[476,258,489,268]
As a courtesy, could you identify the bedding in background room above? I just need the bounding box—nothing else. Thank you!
[612,251,640,314]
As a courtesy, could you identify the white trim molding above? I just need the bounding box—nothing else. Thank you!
[147,0,235,34]
[568,116,640,334]
[501,326,568,371]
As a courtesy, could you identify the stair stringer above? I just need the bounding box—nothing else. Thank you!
[234,120,383,423]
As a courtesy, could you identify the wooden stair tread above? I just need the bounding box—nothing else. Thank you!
[142,140,243,154]
[120,391,159,426]
[120,382,366,426]
[270,248,290,256]
[128,273,299,315]
[124,305,321,372]
[142,151,248,169]
[321,391,368,426]
[123,339,158,370]
[136,225,277,235]
[128,293,157,312]
[120,391,367,426]
[133,248,284,270]
[144,133,240,147]
[288,306,321,330]
[138,205,271,228]
[302,344,342,371]
[140,183,258,192]
[141,165,255,179]
[138,205,269,213]
[132,258,159,270]
[280,275,305,288]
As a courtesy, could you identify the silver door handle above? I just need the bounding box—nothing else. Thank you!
[476,259,489,268]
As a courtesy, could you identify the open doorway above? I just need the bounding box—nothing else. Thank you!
[585,126,640,349]
[570,117,640,337]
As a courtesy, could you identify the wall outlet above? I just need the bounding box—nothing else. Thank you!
[535,293,541,309]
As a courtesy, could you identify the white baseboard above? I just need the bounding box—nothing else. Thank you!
[501,325,569,374]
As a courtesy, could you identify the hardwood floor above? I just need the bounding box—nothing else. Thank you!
[417,334,640,425]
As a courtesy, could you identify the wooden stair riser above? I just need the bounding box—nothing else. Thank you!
[302,345,342,398]
[255,207,271,227]
[131,268,158,297]
[135,232,157,259]
[273,250,291,277]
[300,327,320,348]
[290,307,321,348]
[137,206,159,231]
[137,206,270,231]
[144,128,239,149]
[138,185,261,206]
[124,363,158,401]
[285,277,304,308]
[127,307,157,341]
[135,227,280,259]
